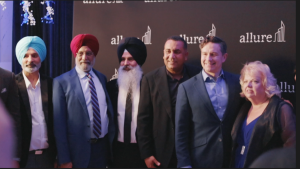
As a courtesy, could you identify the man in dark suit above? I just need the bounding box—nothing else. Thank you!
[14,36,56,168]
[137,36,201,168]
[53,34,115,168]
[0,67,21,166]
[107,37,147,168]
[175,36,244,168]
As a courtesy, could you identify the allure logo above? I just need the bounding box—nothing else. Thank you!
[279,82,295,93]
[179,24,216,44]
[240,21,286,43]
[83,0,123,4]
[111,26,152,45]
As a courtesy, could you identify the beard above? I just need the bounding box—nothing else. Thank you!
[76,57,95,72]
[117,64,143,96]
[22,62,41,74]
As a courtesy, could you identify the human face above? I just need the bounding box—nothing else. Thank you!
[242,72,266,100]
[163,40,188,73]
[22,48,41,73]
[201,42,227,77]
[75,46,95,72]
[120,51,138,71]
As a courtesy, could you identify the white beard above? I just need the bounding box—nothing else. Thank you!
[117,65,143,98]
[22,62,41,74]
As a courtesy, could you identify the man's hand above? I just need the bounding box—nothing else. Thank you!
[145,156,161,168]
[59,162,72,168]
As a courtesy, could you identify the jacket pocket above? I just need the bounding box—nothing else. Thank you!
[193,137,207,148]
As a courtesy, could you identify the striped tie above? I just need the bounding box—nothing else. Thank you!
[86,73,102,138]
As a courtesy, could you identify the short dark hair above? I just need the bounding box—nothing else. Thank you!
[199,36,227,55]
[166,35,187,50]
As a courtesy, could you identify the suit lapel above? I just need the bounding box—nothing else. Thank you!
[222,72,237,121]
[193,72,219,119]
[16,73,32,123]
[40,75,49,124]
[70,68,90,119]
[155,67,173,125]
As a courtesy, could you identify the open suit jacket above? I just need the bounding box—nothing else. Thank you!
[15,72,56,168]
[0,67,21,159]
[53,68,115,168]
[175,71,244,168]
[137,65,201,167]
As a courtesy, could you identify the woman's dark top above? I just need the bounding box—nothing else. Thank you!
[230,95,296,168]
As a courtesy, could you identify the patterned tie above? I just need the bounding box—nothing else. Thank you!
[86,73,102,138]
[124,87,132,144]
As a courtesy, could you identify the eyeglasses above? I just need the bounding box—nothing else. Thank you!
[76,51,94,57]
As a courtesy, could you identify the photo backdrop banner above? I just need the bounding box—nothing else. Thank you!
[73,1,296,106]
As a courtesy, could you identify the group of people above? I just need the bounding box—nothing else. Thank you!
[0,34,296,168]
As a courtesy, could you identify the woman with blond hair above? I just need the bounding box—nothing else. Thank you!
[230,61,296,168]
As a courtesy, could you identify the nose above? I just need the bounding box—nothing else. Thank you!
[124,59,129,65]
[247,81,252,88]
[170,52,176,59]
[27,55,33,62]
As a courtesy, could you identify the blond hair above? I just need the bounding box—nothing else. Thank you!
[240,61,281,98]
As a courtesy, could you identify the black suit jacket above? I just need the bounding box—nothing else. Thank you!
[175,71,244,168]
[137,64,201,167]
[15,72,56,167]
[0,67,21,159]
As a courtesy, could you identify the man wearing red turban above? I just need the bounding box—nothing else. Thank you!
[53,34,115,168]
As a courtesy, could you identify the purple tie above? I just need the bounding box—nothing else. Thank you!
[86,73,102,138]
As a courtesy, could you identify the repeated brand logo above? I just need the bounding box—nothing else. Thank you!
[279,82,295,93]
[145,0,178,2]
[111,26,152,45]
[179,24,216,44]
[240,21,286,43]
[83,0,123,4]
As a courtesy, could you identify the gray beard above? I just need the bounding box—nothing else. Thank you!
[117,65,143,95]
[22,62,41,74]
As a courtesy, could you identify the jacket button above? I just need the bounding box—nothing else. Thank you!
[87,125,90,127]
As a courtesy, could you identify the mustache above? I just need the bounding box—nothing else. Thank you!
[80,60,91,64]
[25,63,37,67]
[122,65,133,70]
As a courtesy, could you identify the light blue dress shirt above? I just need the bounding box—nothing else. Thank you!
[202,70,228,121]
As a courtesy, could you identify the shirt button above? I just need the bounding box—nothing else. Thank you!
[87,125,90,127]
[219,138,222,142]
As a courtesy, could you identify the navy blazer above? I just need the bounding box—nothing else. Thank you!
[53,68,115,168]
[175,71,244,168]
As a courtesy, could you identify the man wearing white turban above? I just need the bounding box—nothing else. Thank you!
[15,36,57,168]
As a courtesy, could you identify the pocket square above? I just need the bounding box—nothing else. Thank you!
[1,88,7,93]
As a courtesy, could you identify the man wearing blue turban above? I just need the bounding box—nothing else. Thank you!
[14,36,57,168]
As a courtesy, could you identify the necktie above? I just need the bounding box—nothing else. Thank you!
[86,73,102,138]
[124,87,132,144]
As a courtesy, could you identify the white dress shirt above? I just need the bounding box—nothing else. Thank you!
[22,72,49,151]
[75,66,108,138]
[117,84,140,143]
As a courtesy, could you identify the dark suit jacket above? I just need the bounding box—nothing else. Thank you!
[53,68,115,168]
[106,79,119,140]
[137,64,201,167]
[175,71,243,168]
[0,67,21,159]
[230,95,296,168]
[15,72,56,168]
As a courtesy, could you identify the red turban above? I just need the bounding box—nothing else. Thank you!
[70,34,99,57]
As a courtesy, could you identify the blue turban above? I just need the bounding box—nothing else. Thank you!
[15,36,47,65]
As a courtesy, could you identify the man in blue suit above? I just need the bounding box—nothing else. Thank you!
[175,36,244,168]
[53,34,115,168]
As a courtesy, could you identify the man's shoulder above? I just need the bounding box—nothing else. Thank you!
[224,71,240,82]
[143,66,165,79]
[54,69,74,82]
[107,79,118,89]
[0,67,13,78]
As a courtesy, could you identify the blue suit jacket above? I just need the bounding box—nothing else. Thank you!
[53,68,115,168]
[175,71,244,168]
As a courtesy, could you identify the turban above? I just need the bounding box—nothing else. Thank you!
[117,37,147,66]
[15,36,47,65]
[70,34,99,57]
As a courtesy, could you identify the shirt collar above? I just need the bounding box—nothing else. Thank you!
[22,71,40,89]
[202,69,225,82]
[166,66,187,81]
[75,66,95,79]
